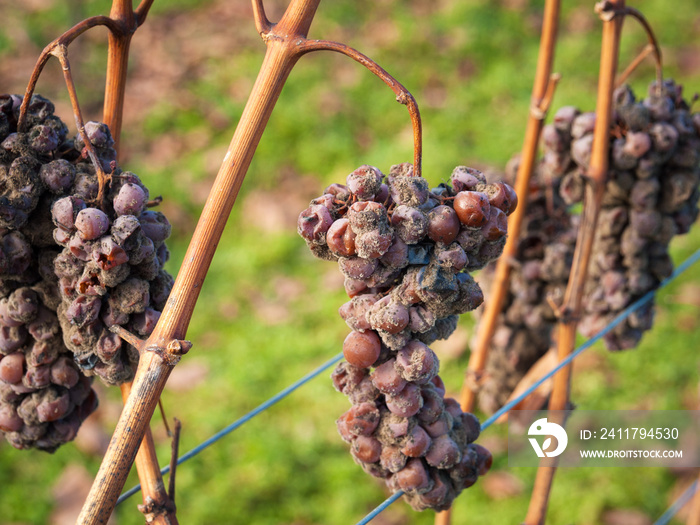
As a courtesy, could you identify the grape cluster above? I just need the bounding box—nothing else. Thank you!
[0,94,173,450]
[299,163,517,510]
[52,173,173,385]
[477,155,578,414]
[544,80,700,350]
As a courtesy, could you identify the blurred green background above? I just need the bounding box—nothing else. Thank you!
[0,0,699,523]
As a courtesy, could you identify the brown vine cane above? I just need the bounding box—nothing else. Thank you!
[524,2,626,523]
[442,1,562,523]
[77,0,425,521]
[458,0,562,412]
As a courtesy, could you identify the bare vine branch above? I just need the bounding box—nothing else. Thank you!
[616,43,654,88]
[253,0,272,36]
[622,7,663,92]
[439,5,563,525]
[458,0,562,415]
[297,39,422,177]
[17,16,121,131]
[53,47,109,206]
[135,0,156,27]
[120,383,178,525]
[168,419,183,503]
[78,1,324,521]
[523,2,626,523]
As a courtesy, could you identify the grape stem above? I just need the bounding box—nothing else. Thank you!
[167,419,183,504]
[523,2,626,524]
[601,4,663,94]
[296,40,423,178]
[109,325,146,351]
[120,383,178,525]
[52,47,110,207]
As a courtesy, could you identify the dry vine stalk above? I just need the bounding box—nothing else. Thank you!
[458,0,562,412]
[523,1,626,523]
[75,0,432,522]
[435,1,562,524]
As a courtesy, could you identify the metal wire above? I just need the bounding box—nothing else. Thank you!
[355,247,700,524]
[653,480,699,525]
[113,248,700,519]
[116,352,344,506]
[354,491,405,525]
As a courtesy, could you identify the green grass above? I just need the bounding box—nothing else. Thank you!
[1,0,700,524]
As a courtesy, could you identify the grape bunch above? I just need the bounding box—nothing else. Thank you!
[298,163,517,510]
[0,93,173,451]
[52,173,173,385]
[477,154,578,414]
[544,79,700,350]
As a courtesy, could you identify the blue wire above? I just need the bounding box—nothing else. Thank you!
[114,248,700,518]
[354,491,404,525]
[483,246,700,430]
[115,352,344,506]
[653,480,698,525]
[354,247,700,524]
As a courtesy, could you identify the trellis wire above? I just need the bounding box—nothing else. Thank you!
[116,352,344,505]
[112,248,700,516]
[355,247,700,524]
[653,480,699,525]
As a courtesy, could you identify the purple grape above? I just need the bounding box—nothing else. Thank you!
[297,204,333,244]
[74,208,109,241]
[395,458,431,493]
[553,105,581,132]
[370,359,407,395]
[93,236,128,271]
[395,340,438,384]
[427,205,460,244]
[338,256,377,280]
[425,434,462,469]
[338,294,378,331]
[23,364,52,389]
[388,174,429,206]
[450,166,485,192]
[0,325,28,354]
[28,124,59,154]
[7,287,39,323]
[138,211,171,243]
[571,134,594,167]
[355,230,393,259]
[391,205,427,244]
[80,121,114,149]
[0,352,25,384]
[131,307,160,336]
[571,112,596,138]
[346,165,383,200]
[109,277,150,314]
[111,214,142,249]
[386,382,423,417]
[39,159,75,193]
[113,183,147,216]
